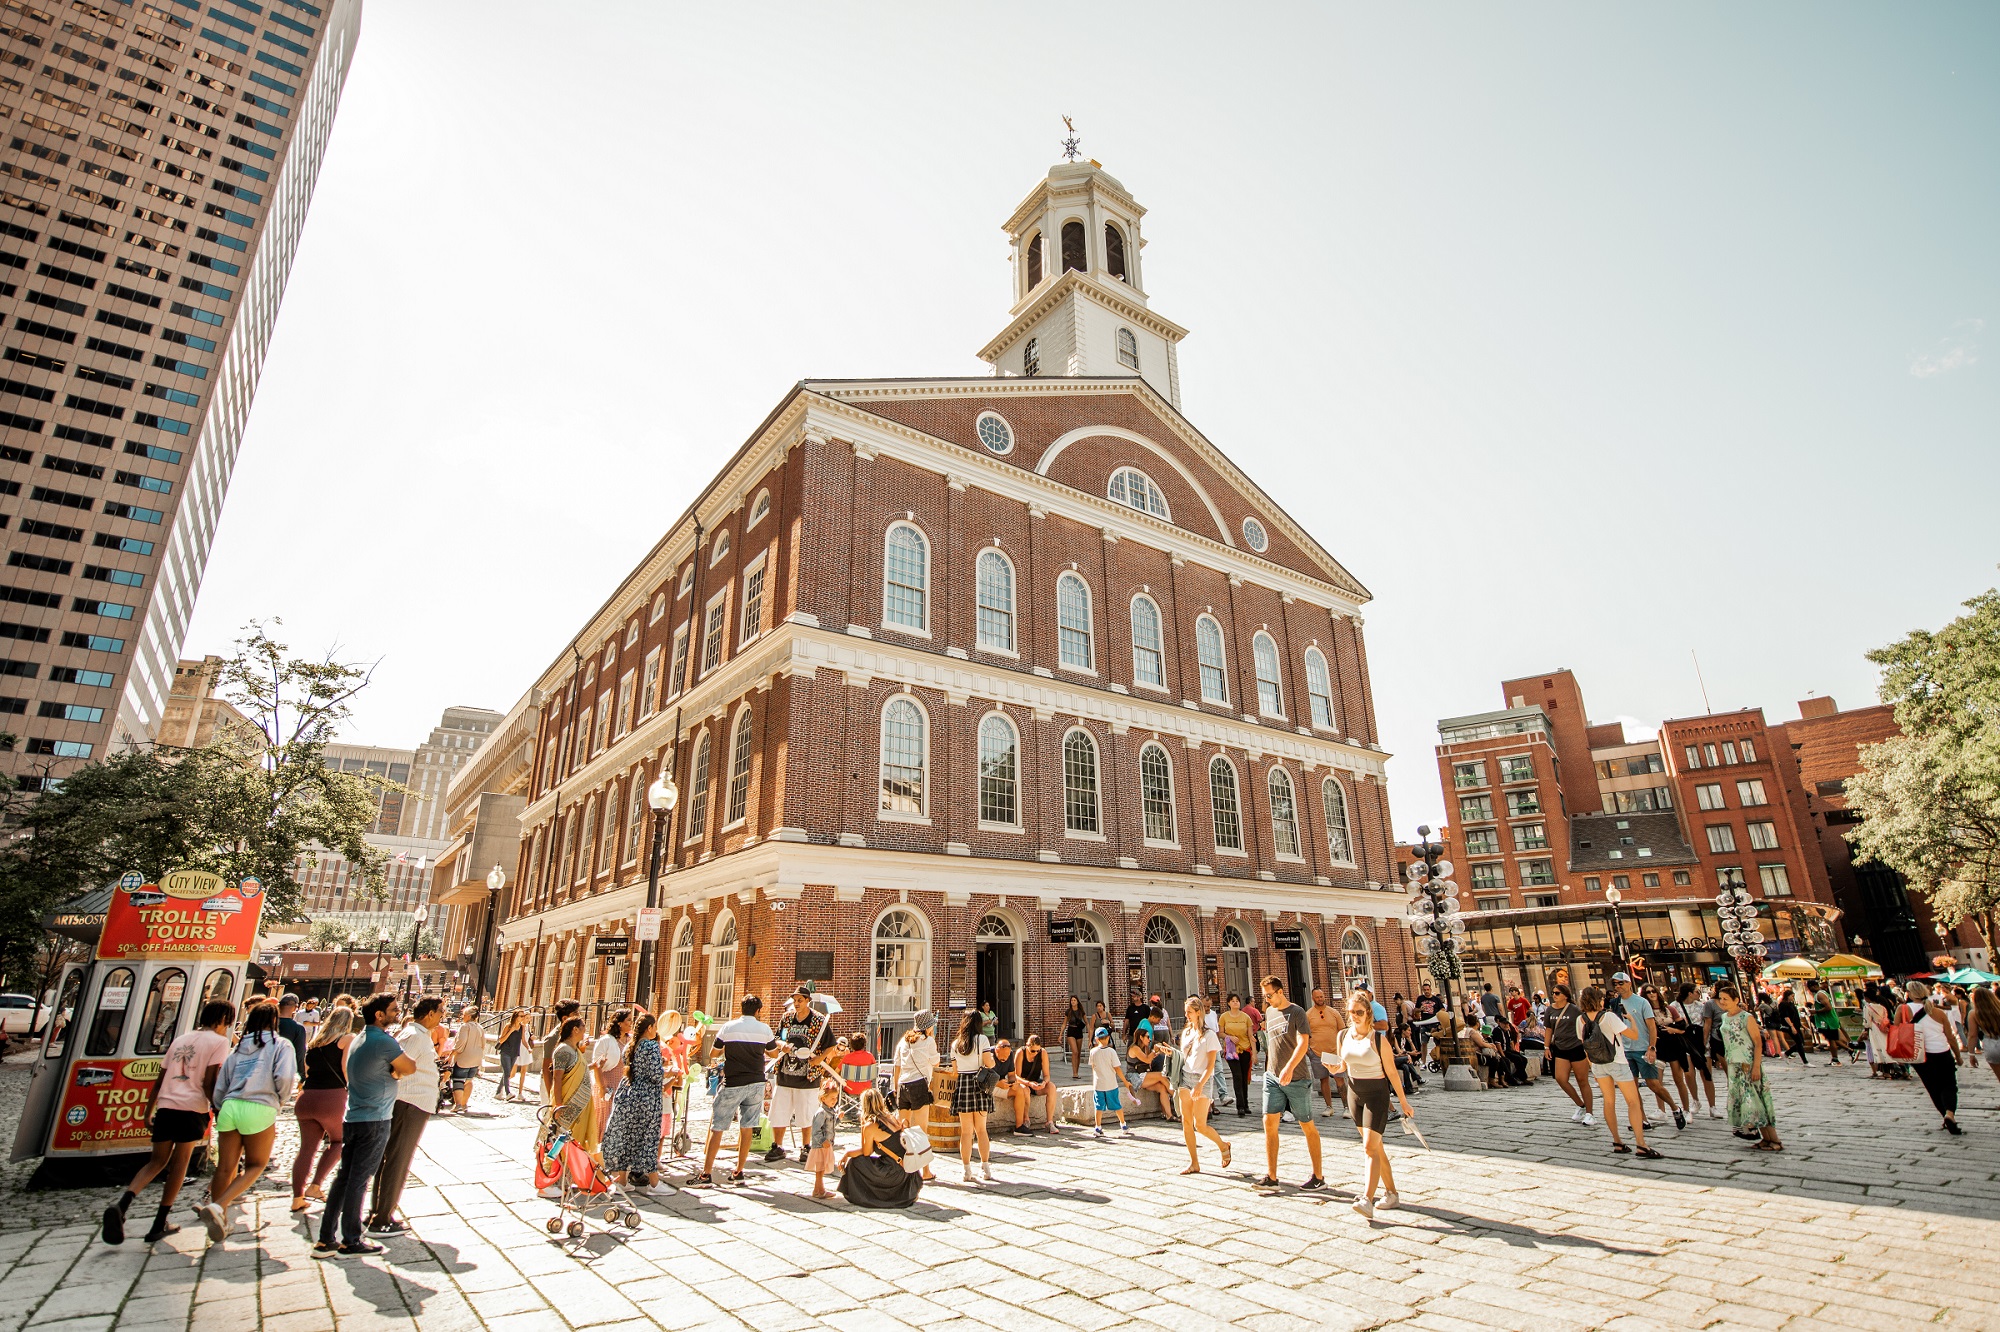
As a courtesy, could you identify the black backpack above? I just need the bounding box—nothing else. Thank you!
[1579,1012,1620,1065]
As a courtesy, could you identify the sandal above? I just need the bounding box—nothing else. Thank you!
[728,1170,747,1183]
[1180,1164,1201,1175]
[1219,1143,1232,1169]
[1636,1146,1664,1160]
[1752,1140,1784,1152]
[1610,1143,1631,1154]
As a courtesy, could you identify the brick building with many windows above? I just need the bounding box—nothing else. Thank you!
[489,161,1414,1041]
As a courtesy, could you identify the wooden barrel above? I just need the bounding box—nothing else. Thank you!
[926,1067,960,1154]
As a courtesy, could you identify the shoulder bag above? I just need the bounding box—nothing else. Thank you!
[896,1124,933,1174]
[1884,1004,1919,1063]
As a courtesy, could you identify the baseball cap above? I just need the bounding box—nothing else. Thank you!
[1612,972,1630,982]
[1094,1026,1110,1039]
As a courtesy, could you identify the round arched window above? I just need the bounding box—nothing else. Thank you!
[975,411,1014,455]
[1143,914,1182,945]
[1242,517,1269,552]
[1221,923,1248,950]
[873,908,928,1019]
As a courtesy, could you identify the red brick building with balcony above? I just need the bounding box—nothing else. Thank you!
[488,161,1414,1042]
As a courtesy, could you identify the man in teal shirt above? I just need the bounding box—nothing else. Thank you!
[314,993,414,1259]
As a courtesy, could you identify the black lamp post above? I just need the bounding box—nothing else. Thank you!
[1403,825,1469,1083]
[630,771,680,1006]
[475,865,505,1003]
[402,907,427,1003]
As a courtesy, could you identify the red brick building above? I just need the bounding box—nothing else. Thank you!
[489,162,1414,1041]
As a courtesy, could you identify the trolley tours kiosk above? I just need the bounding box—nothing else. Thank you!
[10,869,265,1163]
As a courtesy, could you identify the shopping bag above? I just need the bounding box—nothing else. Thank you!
[750,1115,773,1153]
[1885,1007,1919,1062]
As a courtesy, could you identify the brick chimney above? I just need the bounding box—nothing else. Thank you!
[1798,696,1837,719]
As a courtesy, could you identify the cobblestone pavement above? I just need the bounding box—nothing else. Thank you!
[3,1053,1997,1330]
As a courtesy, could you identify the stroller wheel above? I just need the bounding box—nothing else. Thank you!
[566,1220,585,1239]
[545,1217,562,1234]
[625,1209,642,1228]
[603,1205,621,1223]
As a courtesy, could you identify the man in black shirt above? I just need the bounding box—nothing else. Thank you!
[700,996,775,1185]
[1123,991,1150,1041]
[767,988,833,1162]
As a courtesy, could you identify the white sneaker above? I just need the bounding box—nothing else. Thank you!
[1707,1106,1722,1120]
[982,1165,994,1182]
[963,1166,975,1183]
[1581,1112,1595,1127]
[1570,1108,1585,1123]
[196,1202,226,1243]
[1092,1126,1104,1138]
[1352,1196,1375,1219]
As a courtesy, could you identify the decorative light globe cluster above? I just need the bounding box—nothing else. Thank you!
[1716,886,1767,960]
[1405,856,1463,958]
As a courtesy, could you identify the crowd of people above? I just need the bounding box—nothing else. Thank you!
[91,962,2000,1255]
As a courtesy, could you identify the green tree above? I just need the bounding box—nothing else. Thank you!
[1846,585,2000,948]
[0,623,393,986]
[306,918,356,951]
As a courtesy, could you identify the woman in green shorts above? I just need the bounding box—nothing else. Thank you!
[197,1000,299,1243]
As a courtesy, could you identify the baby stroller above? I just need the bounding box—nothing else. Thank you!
[536,1109,643,1242]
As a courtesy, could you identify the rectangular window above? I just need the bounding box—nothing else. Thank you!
[1746,820,1778,851]
[1452,760,1485,789]
[59,630,122,652]
[1584,876,1601,892]
[1736,779,1767,806]
[570,713,588,769]
[1642,872,1661,887]
[114,469,172,493]
[1611,874,1631,892]
[700,594,727,675]
[1505,789,1541,818]
[94,532,151,554]
[1701,743,1718,766]
[25,738,92,757]
[1470,862,1505,890]
[614,671,635,739]
[1461,827,1498,856]
[1475,897,1508,913]
[1457,794,1493,823]
[1741,738,1757,762]
[1716,865,1746,890]
[72,597,134,619]
[1758,864,1791,897]
[1721,741,1738,764]
[639,647,661,719]
[37,700,103,722]
[1695,783,1725,811]
[1519,858,1556,887]
[1498,754,1534,783]
[592,689,611,754]
[1706,824,1736,854]
[49,667,115,687]
[738,558,765,645]
[101,501,162,523]
[666,625,688,700]
[1673,870,1692,886]
[1512,822,1548,851]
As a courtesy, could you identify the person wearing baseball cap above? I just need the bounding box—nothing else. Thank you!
[891,1012,939,1181]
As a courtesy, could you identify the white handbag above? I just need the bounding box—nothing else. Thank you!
[897,1125,934,1175]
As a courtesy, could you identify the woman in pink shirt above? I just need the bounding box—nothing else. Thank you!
[102,999,235,1246]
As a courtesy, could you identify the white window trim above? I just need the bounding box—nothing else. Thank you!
[881,520,932,639]
[699,589,730,676]
[1129,592,1166,691]
[974,410,1015,456]
[709,530,731,567]
[1215,846,1250,859]
[1195,614,1229,705]
[1060,725,1104,837]
[1304,646,1338,732]
[614,670,636,740]
[1063,828,1108,842]
[977,820,1026,835]
[721,704,754,832]
[738,552,768,646]
[1107,465,1171,521]
[877,693,930,821]
[1252,631,1286,720]
[677,565,694,597]
[974,709,1022,832]
[1055,571,1095,673]
[649,593,667,625]
[1142,836,1181,850]
[747,488,771,530]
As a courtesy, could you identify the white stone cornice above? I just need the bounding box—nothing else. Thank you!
[978,269,1188,363]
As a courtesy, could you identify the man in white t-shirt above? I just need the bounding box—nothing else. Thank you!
[367,996,445,1233]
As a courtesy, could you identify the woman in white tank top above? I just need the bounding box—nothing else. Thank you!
[1329,993,1412,1219]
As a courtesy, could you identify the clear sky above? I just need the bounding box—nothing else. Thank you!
[184,2,2000,835]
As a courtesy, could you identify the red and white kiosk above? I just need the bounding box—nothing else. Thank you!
[11,869,266,1163]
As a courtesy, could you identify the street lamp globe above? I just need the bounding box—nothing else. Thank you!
[648,774,679,813]
[486,865,506,893]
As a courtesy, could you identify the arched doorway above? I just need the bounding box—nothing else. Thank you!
[706,913,738,1019]
[1276,925,1311,1005]
[871,907,929,1050]
[1220,923,1252,1003]
[973,912,1020,1040]
[1143,913,1190,1015]
[1340,928,1373,999]
[1066,915,1107,1015]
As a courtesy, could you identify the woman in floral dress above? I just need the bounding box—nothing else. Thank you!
[602,1013,665,1188]
[1715,983,1782,1152]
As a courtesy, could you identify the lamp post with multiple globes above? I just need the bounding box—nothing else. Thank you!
[1405,824,1479,1089]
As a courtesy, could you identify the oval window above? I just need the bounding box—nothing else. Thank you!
[1242,516,1269,552]
[975,411,1013,455]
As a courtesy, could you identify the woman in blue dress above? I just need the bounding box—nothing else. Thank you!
[602,1013,664,1189]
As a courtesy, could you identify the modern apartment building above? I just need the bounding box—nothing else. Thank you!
[1430,669,1842,997]
[492,159,1414,1041]
[0,0,362,786]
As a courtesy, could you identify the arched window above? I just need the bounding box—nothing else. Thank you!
[668,919,695,1015]
[649,592,666,624]
[1322,777,1354,864]
[1024,231,1042,288]
[1341,928,1373,995]
[1063,728,1100,833]
[1196,615,1228,703]
[1129,594,1164,687]
[557,939,578,1005]
[686,731,711,839]
[880,696,926,815]
[872,908,928,1019]
[1305,647,1335,730]
[1139,741,1175,843]
[975,912,1013,940]
[1107,466,1170,519]
[725,706,754,825]
[1269,766,1301,857]
[977,712,1019,827]
[1116,327,1139,370]
[883,522,928,632]
[559,815,577,886]
[577,795,598,882]
[1056,572,1093,670]
[597,784,618,873]
[1252,631,1284,716]
[709,530,730,566]
[1221,923,1247,950]
[747,489,771,528]
[623,774,644,866]
[975,549,1015,652]
[1023,337,1039,378]
[707,913,738,1018]
[1209,757,1243,851]
[1061,219,1086,273]
[1105,222,1127,280]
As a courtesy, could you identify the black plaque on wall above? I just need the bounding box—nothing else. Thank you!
[1048,918,1078,943]
[795,951,834,982]
[1126,952,1143,990]
[1272,927,1304,951]
[593,936,630,958]
[947,948,968,1008]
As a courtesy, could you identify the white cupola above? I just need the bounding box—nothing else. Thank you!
[977,161,1187,408]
